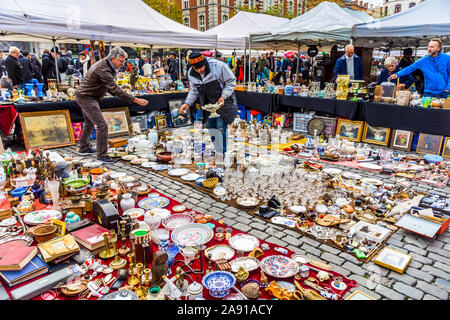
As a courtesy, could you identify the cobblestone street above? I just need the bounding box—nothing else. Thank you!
[58,144,450,300]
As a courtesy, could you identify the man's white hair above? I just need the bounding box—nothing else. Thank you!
[384,56,398,68]
[345,44,354,52]
[107,46,128,60]
[9,46,20,54]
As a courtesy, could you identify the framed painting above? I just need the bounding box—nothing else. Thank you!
[169,99,191,128]
[344,290,377,300]
[373,246,412,274]
[442,137,450,158]
[50,219,66,237]
[154,115,168,130]
[101,107,132,138]
[416,133,443,155]
[362,123,391,146]
[19,110,75,151]
[336,119,364,142]
[390,129,414,151]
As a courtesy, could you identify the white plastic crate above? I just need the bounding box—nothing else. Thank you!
[293,111,315,132]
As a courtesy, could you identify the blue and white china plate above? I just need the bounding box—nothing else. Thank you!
[152,164,169,171]
[171,223,213,246]
[138,196,170,210]
[202,271,236,298]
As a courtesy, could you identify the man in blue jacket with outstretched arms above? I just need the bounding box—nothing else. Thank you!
[389,38,450,99]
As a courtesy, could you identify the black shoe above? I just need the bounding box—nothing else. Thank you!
[97,156,115,163]
[78,147,95,155]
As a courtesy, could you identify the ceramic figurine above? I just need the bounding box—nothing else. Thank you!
[241,282,261,299]
[151,251,168,287]
[235,266,249,283]
[120,193,135,212]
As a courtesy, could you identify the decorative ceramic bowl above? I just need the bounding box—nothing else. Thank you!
[123,208,145,219]
[230,257,260,273]
[138,196,170,210]
[260,255,300,278]
[162,214,194,230]
[202,271,236,298]
[171,223,214,246]
[228,233,259,252]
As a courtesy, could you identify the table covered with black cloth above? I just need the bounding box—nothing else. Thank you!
[234,91,276,113]
[278,95,362,120]
[13,92,189,123]
[363,102,450,136]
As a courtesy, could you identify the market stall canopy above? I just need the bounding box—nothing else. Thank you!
[0,0,217,48]
[250,1,373,50]
[352,0,450,48]
[205,11,288,49]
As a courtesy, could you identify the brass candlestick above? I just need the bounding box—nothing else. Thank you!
[99,232,115,259]
[110,237,127,269]
[144,268,151,289]
[133,263,145,292]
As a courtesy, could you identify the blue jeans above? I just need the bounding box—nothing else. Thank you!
[206,116,228,155]
[424,91,449,99]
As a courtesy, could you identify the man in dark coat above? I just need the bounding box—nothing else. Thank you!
[167,52,180,81]
[5,46,24,87]
[0,51,6,76]
[28,53,43,82]
[75,46,148,163]
[333,44,364,82]
[18,51,33,82]
[398,47,424,94]
[41,47,60,93]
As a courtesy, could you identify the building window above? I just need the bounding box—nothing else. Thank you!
[199,14,205,31]
[183,17,190,27]
[287,0,294,13]
[394,4,401,13]
[222,14,228,22]
[384,6,388,16]
[222,0,229,5]
[198,0,205,6]
[249,0,255,8]
[183,0,189,9]
[409,2,416,8]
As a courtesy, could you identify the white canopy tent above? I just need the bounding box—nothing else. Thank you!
[0,0,217,49]
[205,11,288,50]
[351,0,450,48]
[250,2,374,50]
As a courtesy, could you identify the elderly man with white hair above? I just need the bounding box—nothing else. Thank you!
[4,46,24,87]
[376,56,414,89]
[75,46,149,163]
[333,44,364,82]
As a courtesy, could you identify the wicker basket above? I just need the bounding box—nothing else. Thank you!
[202,177,219,189]
[29,224,57,243]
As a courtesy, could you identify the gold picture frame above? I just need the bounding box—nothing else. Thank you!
[19,110,75,151]
[336,119,364,142]
[442,137,450,158]
[416,133,443,155]
[373,246,412,274]
[154,115,168,130]
[101,107,132,138]
[50,219,66,237]
[345,290,377,300]
[390,129,414,151]
[362,123,391,146]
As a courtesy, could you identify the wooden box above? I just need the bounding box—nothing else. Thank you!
[108,137,128,148]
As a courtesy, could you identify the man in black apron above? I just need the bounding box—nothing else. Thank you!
[179,52,237,158]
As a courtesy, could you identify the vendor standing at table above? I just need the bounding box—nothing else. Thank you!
[178,52,237,159]
[75,46,148,163]
[333,44,364,82]
[389,38,450,99]
[377,56,414,89]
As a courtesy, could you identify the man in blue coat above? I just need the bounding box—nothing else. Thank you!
[333,44,364,82]
[389,38,450,99]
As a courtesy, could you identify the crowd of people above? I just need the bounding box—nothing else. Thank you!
[0,37,448,99]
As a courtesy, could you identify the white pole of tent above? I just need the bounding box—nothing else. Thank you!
[178,48,181,80]
[52,38,60,86]
[150,45,153,77]
[248,37,252,83]
[244,45,247,83]
[295,43,300,84]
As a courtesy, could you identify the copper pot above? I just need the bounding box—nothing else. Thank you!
[156,152,172,163]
